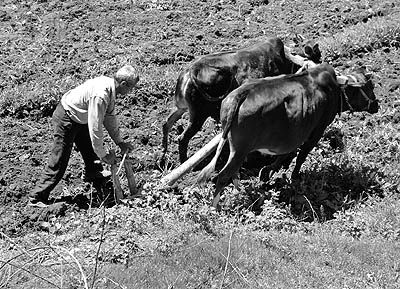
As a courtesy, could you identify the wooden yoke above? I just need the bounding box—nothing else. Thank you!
[284,46,318,73]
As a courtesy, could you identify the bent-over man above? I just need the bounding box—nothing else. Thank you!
[29,65,139,207]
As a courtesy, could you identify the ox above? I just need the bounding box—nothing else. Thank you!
[162,37,321,163]
[197,63,378,207]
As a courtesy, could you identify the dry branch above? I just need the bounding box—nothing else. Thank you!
[0,260,61,289]
[220,230,234,289]
[90,206,106,289]
[52,246,88,289]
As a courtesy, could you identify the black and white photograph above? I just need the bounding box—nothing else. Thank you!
[0,0,399,288]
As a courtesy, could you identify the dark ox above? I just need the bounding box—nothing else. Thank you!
[197,63,378,207]
[162,37,321,163]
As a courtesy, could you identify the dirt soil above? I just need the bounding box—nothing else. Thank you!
[1,0,400,236]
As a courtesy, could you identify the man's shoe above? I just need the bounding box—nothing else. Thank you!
[82,170,112,182]
[28,197,49,208]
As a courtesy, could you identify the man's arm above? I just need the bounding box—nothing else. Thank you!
[103,94,133,154]
[104,113,134,154]
[103,113,124,145]
[87,95,109,159]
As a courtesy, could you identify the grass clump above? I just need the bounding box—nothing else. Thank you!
[321,12,400,62]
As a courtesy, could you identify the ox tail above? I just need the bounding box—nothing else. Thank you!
[197,135,227,185]
[197,92,244,185]
[221,91,246,140]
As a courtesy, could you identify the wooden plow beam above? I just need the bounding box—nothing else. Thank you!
[161,133,222,186]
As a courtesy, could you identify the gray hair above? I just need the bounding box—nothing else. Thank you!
[115,65,138,84]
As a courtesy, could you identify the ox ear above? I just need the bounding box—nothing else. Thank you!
[312,43,322,63]
[304,45,313,58]
[313,43,320,53]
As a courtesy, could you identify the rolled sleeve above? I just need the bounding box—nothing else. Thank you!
[103,89,123,145]
[88,96,108,158]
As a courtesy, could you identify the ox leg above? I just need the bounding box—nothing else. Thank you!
[178,113,208,163]
[271,151,297,172]
[258,152,297,181]
[291,150,310,179]
[280,151,297,170]
[162,108,186,156]
[213,152,246,208]
[292,130,325,179]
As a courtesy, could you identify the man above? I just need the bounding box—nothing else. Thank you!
[29,65,139,207]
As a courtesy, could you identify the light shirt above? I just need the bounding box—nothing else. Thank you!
[61,76,123,158]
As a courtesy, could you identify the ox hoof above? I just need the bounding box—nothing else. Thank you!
[291,171,301,180]
[258,166,275,181]
[211,194,221,211]
[211,203,221,212]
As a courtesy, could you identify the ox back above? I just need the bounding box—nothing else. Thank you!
[162,37,315,163]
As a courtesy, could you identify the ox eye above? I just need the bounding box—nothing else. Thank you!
[366,81,374,89]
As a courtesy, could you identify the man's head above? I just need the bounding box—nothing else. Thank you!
[115,65,139,95]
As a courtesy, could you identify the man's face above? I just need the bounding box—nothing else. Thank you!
[118,77,139,95]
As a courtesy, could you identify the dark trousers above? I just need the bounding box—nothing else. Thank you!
[30,103,103,201]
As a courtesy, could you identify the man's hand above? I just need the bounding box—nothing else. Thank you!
[117,141,134,154]
[101,152,117,165]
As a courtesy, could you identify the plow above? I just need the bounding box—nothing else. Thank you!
[109,149,139,203]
